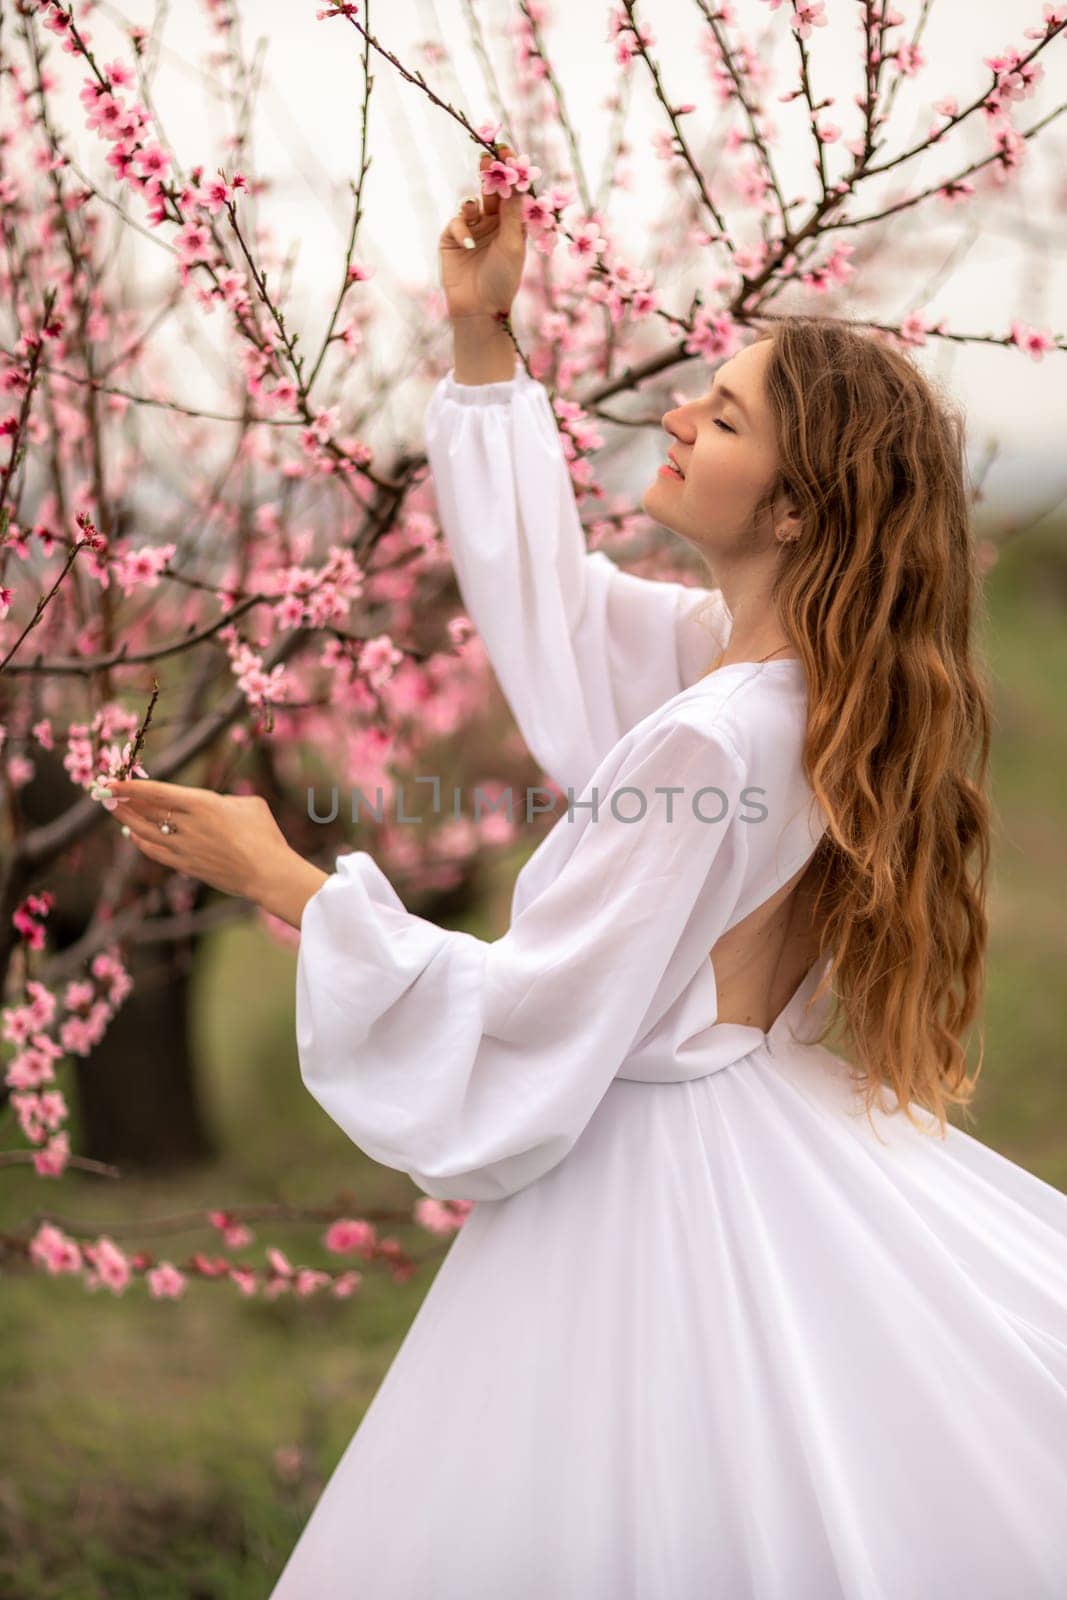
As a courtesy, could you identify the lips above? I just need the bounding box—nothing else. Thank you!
[667,453,686,478]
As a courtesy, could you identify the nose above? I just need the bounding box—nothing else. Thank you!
[661,396,695,434]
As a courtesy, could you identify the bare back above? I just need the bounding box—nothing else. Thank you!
[709,854,824,1032]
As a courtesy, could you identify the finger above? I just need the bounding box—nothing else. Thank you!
[101,778,192,812]
[446,215,478,251]
[116,811,182,863]
[114,799,185,839]
[499,189,526,249]
[480,152,500,219]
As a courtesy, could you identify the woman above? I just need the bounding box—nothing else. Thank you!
[270,155,1067,1597]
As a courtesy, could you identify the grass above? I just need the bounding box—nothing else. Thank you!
[2,541,1066,1594]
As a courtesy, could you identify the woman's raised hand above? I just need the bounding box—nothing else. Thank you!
[438,145,528,323]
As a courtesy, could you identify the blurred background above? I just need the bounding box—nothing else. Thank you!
[2,1,1065,1594]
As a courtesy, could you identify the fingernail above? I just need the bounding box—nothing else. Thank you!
[462,238,476,250]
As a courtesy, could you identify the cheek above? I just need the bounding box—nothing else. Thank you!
[689,443,762,506]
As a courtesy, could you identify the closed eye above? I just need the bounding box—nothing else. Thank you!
[714,419,735,433]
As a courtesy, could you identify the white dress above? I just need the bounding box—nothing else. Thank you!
[270,360,1067,1599]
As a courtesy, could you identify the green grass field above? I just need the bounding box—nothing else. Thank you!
[2,534,1066,1596]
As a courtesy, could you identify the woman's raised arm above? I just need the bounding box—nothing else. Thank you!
[430,149,731,797]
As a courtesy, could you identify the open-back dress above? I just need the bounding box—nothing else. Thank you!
[270,360,1067,1599]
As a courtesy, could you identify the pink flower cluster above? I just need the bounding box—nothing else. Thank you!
[224,632,292,709]
[983,46,1046,116]
[25,1220,371,1302]
[684,310,743,363]
[800,240,855,294]
[23,1197,455,1302]
[4,955,132,1176]
[480,151,542,200]
[608,5,656,70]
[271,546,366,631]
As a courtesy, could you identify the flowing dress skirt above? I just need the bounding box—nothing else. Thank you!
[269,1033,1067,1599]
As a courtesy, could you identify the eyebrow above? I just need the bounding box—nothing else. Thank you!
[711,380,752,425]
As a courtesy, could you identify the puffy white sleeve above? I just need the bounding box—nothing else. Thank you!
[424,360,732,798]
[295,713,748,1202]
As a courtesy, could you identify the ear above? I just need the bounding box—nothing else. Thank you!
[773,498,803,543]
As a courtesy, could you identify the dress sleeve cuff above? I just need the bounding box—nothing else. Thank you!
[435,358,537,406]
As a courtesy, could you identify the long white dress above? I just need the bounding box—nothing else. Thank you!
[270,360,1067,1599]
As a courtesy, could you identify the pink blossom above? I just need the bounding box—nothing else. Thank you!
[111,542,176,597]
[413,1198,472,1235]
[569,220,607,261]
[147,1261,188,1299]
[136,144,172,181]
[195,176,232,214]
[816,122,841,143]
[33,1130,71,1178]
[683,310,742,362]
[735,160,770,204]
[506,152,542,192]
[174,220,212,266]
[84,1235,132,1295]
[937,179,974,204]
[64,978,94,1012]
[991,123,1026,178]
[29,1221,82,1274]
[1008,320,1055,360]
[294,1268,333,1298]
[791,1,827,41]
[104,59,136,89]
[800,240,855,293]
[1025,5,1067,39]
[5,1041,59,1090]
[733,244,770,278]
[324,1218,378,1256]
[84,92,125,139]
[43,8,73,37]
[895,312,945,348]
[482,159,520,199]
[267,1246,294,1278]
[894,42,925,77]
[359,633,404,689]
[984,48,1045,104]
[331,1271,363,1299]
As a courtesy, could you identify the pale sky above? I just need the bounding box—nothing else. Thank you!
[25,0,1067,521]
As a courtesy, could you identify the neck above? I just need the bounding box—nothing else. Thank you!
[707,559,796,666]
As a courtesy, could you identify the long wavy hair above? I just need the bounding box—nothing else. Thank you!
[735,314,995,1138]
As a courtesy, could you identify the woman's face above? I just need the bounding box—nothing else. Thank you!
[642,337,794,558]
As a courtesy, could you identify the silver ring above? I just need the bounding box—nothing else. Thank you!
[159,814,178,836]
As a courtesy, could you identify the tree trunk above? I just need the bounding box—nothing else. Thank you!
[71,935,219,1173]
[12,749,219,1171]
